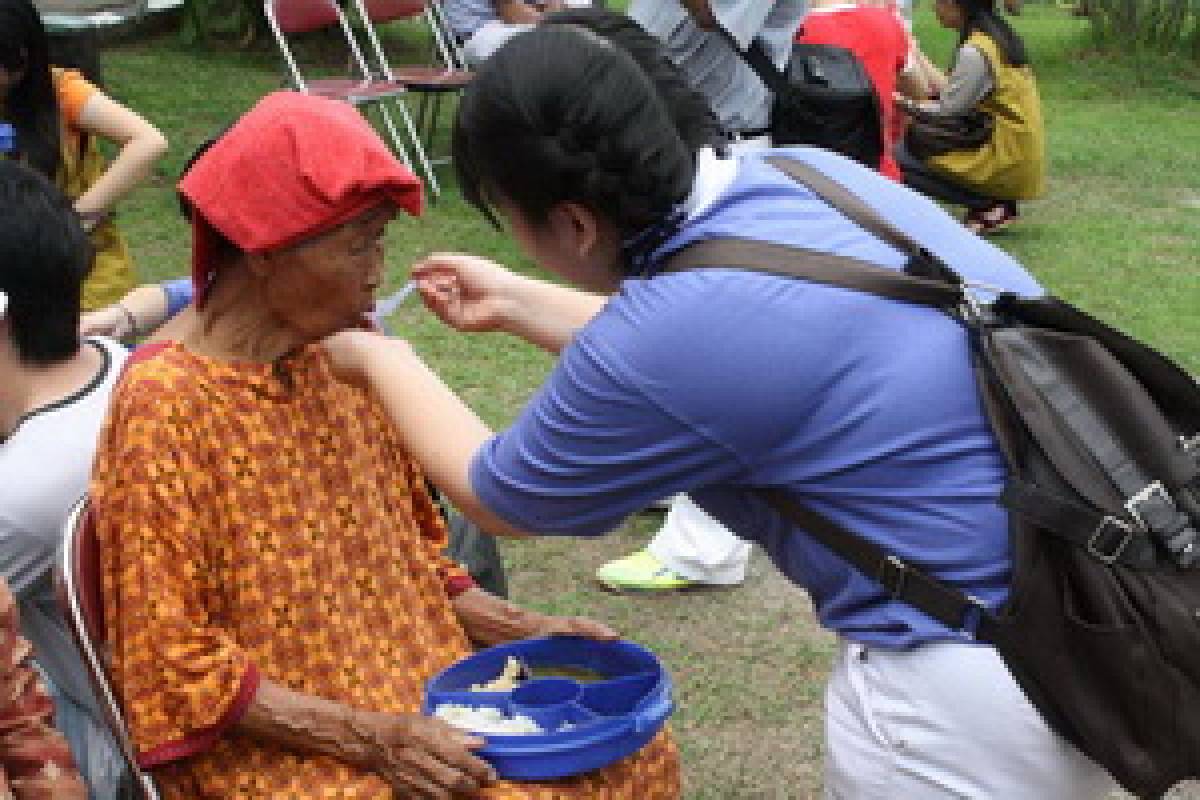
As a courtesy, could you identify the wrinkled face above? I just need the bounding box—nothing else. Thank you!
[258,204,395,341]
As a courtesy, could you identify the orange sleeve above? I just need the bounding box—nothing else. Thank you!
[52,68,100,130]
[91,367,259,769]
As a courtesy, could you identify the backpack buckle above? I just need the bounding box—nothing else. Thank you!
[959,595,988,640]
[1125,481,1173,533]
[1087,515,1135,565]
[957,290,984,324]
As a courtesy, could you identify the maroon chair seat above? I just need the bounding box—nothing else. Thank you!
[55,498,161,799]
[387,65,473,92]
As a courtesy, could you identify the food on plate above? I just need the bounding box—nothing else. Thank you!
[470,656,529,692]
[433,704,543,735]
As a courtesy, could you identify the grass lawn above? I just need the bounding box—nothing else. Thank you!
[100,7,1198,797]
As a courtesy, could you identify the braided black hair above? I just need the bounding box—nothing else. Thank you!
[541,8,727,153]
[452,26,695,254]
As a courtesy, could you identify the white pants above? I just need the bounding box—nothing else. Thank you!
[647,495,752,585]
[824,640,1116,799]
[461,21,532,66]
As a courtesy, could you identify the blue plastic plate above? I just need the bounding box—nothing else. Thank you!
[423,637,673,780]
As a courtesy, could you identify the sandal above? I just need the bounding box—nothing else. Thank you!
[964,202,1019,236]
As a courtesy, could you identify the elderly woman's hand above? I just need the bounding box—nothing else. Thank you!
[356,710,496,799]
[452,587,618,649]
[412,253,523,335]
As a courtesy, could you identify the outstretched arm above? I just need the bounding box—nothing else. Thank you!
[79,278,192,341]
[322,332,529,536]
[414,253,607,354]
[452,587,617,648]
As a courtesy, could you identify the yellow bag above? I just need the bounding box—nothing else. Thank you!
[58,130,137,311]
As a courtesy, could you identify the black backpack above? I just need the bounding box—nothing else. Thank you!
[665,155,1200,799]
[732,33,884,170]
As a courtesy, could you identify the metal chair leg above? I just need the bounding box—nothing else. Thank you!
[371,102,414,172]
[382,95,441,199]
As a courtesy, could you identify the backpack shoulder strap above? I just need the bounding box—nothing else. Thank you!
[741,37,789,93]
[663,237,963,308]
[764,155,939,265]
[661,156,965,309]
[759,488,993,637]
[716,23,789,94]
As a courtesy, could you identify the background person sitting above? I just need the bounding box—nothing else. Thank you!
[89,90,680,800]
[0,158,124,798]
[893,0,1045,234]
[0,0,167,311]
[443,0,592,66]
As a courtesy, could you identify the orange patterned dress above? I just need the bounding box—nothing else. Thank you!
[90,343,679,799]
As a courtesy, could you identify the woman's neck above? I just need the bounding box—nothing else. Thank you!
[183,269,304,364]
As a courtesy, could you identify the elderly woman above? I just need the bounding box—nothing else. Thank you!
[88,92,679,800]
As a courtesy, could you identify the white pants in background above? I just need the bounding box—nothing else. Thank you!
[647,494,752,585]
[824,640,1116,799]
[460,0,598,65]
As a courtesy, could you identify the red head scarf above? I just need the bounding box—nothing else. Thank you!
[177,91,424,306]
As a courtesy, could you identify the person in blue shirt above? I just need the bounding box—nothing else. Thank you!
[321,26,1115,797]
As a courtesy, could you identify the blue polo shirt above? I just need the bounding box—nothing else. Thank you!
[470,147,1042,649]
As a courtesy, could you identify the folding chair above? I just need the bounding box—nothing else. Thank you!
[352,0,472,181]
[264,0,443,197]
[55,498,161,800]
[424,0,469,72]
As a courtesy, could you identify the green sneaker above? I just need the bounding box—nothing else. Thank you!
[594,549,695,592]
